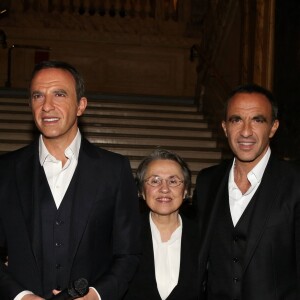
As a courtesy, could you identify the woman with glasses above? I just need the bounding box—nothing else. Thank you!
[123,149,199,300]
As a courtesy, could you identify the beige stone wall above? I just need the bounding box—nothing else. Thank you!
[0,1,200,98]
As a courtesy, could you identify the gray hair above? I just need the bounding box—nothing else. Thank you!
[135,148,191,197]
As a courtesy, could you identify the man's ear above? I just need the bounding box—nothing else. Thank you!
[77,97,87,116]
[269,119,279,138]
[222,121,228,137]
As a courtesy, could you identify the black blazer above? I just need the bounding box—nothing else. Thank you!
[194,155,300,300]
[0,138,141,300]
[123,213,199,300]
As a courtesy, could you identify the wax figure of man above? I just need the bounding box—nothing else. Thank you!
[0,61,141,300]
[194,84,300,300]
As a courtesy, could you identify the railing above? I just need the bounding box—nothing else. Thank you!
[9,0,185,22]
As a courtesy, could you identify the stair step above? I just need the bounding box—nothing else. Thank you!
[0,122,213,138]
[0,132,217,148]
[0,142,28,152]
[87,102,198,112]
[84,108,204,120]
[0,113,33,121]
[86,135,217,148]
[0,113,209,129]
[103,146,222,160]
[0,93,222,180]
[129,158,217,172]
[0,98,198,112]
[0,141,221,160]
[0,105,204,120]
[81,117,209,128]
[82,126,212,138]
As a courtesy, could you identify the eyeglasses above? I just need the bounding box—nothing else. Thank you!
[144,176,184,188]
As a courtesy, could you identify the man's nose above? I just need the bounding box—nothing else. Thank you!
[42,96,55,112]
[240,121,253,137]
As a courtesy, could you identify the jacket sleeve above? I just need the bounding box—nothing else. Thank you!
[93,157,141,300]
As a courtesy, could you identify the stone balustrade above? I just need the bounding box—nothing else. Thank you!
[9,0,185,22]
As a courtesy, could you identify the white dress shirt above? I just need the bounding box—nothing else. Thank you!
[228,148,271,226]
[39,130,81,208]
[15,131,101,300]
[150,213,182,300]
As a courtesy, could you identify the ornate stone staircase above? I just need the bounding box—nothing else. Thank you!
[0,95,222,186]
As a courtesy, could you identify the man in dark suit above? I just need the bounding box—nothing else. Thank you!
[0,61,140,300]
[194,84,300,300]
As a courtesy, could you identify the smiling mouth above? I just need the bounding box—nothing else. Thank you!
[238,139,256,146]
[42,117,59,122]
[239,142,255,145]
[157,197,172,203]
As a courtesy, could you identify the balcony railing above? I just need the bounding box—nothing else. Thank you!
[9,0,186,22]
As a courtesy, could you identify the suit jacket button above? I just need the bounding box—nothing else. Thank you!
[202,280,207,291]
[233,236,239,242]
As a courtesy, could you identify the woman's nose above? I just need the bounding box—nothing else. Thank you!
[159,180,170,192]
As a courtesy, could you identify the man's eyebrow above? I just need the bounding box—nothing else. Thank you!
[228,115,241,121]
[52,89,68,94]
[253,115,267,121]
[31,90,43,96]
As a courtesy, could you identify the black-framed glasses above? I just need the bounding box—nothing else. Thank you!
[144,176,184,188]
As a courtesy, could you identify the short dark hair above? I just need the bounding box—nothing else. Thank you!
[135,148,192,197]
[224,83,278,121]
[30,60,85,101]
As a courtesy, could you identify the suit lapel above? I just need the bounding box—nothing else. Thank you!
[169,217,198,299]
[68,139,102,264]
[142,215,158,290]
[15,141,43,276]
[243,156,281,273]
[199,163,231,263]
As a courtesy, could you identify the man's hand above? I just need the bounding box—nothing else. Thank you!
[52,288,99,300]
[22,295,44,300]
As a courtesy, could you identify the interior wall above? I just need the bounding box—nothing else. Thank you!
[214,2,241,89]
[0,1,200,99]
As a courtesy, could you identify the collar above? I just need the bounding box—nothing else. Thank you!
[39,130,81,165]
[149,212,182,245]
[229,147,271,194]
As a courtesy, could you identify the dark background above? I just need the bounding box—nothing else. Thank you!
[273,0,300,162]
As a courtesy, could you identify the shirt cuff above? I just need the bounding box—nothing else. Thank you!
[14,290,33,300]
[90,287,101,300]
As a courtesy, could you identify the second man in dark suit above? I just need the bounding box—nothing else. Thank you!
[194,84,300,300]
